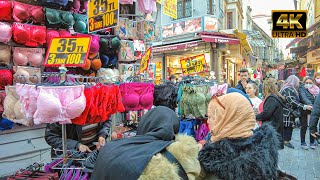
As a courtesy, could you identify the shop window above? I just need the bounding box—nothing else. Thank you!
[176,0,192,20]
[207,0,216,15]
[227,12,233,29]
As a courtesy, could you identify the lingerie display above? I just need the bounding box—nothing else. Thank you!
[179,118,210,141]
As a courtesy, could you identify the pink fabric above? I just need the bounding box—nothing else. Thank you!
[209,83,228,97]
[308,84,320,96]
[120,83,154,111]
[137,0,156,14]
[16,84,39,120]
[13,47,44,67]
[46,29,72,45]
[90,35,100,54]
[0,22,12,43]
[120,0,134,4]
[33,85,86,124]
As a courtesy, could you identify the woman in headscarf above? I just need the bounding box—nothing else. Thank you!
[198,93,280,180]
[280,75,312,149]
[91,106,201,180]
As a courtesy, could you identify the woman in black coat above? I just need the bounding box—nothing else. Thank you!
[299,77,319,149]
[256,80,286,149]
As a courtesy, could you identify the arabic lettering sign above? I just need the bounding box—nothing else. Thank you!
[44,37,91,67]
[180,54,208,75]
[140,47,152,73]
[88,0,119,33]
[163,0,177,19]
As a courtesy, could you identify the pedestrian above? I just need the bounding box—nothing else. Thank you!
[92,106,201,180]
[198,93,280,180]
[169,75,177,84]
[235,68,253,94]
[280,75,312,149]
[299,77,319,149]
[256,80,286,149]
[246,82,262,114]
[314,72,320,87]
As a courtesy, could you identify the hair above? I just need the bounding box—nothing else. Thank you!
[247,82,258,96]
[303,76,314,83]
[240,68,249,74]
[169,75,176,80]
[281,75,300,90]
[263,79,285,100]
[314,72,320,79]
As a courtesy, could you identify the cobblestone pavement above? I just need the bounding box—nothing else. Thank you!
[278,128,320,180]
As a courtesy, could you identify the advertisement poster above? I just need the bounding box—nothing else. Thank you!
[162,17,202,38]
[119,40,135,61]
[185,17,202,32]
[88,0,119,33]
[180,54,208,75]
[140,47,152,73]
[122,64,135,82]
[173,21,185,35]
[144,21,156,41]
[204,16,218,31]
[147,63,156,79]
[162,24,174,38]
[163,0,177,19]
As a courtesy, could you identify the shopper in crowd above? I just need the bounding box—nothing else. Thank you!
[256,80,286,149]
[92,106,201,180]
[308,92,320,145]
[45,121,111,158]
[169,75,178,84]
[235,68,253,94]
[314,72,320,87]
[246,82,262,114]
[198,93,280,180]
[280,75,312,149]
[299,77,319,149]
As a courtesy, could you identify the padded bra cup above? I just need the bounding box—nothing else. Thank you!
[0,45,11,66]
[0,0,12,21]
[12,23,46,47]
[13,47,44,66]
[13,2,44,23]
[139,93,153,107]
[73,14,87,33]
[0,69,13,90]
[45,8,74,27]
[123,95,139,108]
[0,22,12,43]
[122,84,154,110]
[46,29,71,44]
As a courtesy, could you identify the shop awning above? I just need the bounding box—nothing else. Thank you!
[200,34,240,44]
[233,29,254,56]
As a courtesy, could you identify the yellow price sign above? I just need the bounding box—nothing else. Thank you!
[88,0,119,33]
[180,54,207,75]
[140,47,152,73]
[44,37,91,67]
[163,0,177,19]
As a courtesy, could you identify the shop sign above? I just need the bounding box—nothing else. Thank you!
[153,41,199,53]
[163,0,177,19]
[201,35,240,44]
[140,47,152,73]
[44,37,91,67]
[162,17,202,38]
[180,54,208,75]
[88,0,119,33]
[203,16,218,32]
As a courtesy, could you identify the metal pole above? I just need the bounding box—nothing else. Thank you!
[61,124,68,164]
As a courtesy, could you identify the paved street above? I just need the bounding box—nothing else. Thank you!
[278,128,320,180]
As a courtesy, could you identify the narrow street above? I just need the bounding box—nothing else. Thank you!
[278,128,320,180]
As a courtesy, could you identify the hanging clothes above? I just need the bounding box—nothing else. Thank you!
[137,0,156,14]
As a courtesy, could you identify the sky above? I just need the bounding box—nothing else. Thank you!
[250,0,296,59]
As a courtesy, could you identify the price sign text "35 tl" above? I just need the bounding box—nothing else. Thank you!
[44,37,91,67]
[88,0,119,33]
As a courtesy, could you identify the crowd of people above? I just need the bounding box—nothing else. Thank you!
[44,69,320,180]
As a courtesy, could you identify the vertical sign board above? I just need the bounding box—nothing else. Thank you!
[140,47,152,73]
[44,37,91,67]
[88,0,119,33]
[272,10,308,38]
[180,54,208,75]
[163,0,177,19]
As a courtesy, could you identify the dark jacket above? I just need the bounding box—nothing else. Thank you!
[256,94,286,149]
[235,79,253,94]
[309,95,320,134]
[299,85,316,105]
[198,124,279,180]
[45,121,111,157]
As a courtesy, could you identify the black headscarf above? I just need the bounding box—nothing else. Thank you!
[91,106,180,180]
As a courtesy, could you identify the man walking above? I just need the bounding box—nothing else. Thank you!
[235,68,253,94]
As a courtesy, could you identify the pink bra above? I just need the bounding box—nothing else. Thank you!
[13,1,44,23]
[120,83,154,111]
[13,47,44,67]
[0,22,12,43]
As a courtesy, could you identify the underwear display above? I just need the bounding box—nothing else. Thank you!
[13,47,45,67]
[33,85,86,124]
[82,52,102,71]
[153,83,178,110]
[13,1,45,23]
[72,0,88,14]
[12,23,47,47]
[72,84,125,125]
[45,8,74,29]
[13,66,41,84]
[0,0,12,21]
[0,68,13,90]
[15,84,39,120]
[73,13,88,34]
[0,22,12,43]
[40,0,69,6]
[179,118,196,137]
[0,44,11,66]
[0,91,5,113]
[195,122,209,142]
[46,29,72,45]
[120,83,154,111]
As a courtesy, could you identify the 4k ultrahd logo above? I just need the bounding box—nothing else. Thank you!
[272,10,308,38]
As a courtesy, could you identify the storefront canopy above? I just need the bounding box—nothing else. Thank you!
[233,29,254,56]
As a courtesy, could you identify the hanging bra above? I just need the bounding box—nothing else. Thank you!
[73,13,88,34]
[0,44,11,66]
[0,0,12,21]
[13,47,44,67]
[89,35,100,54]
[120,83,154,111]
[46,29,71,45]
[12,23,46,47]
[13,1,44,23]
[0,69,13,90]
[0,22,12,43]
[45,8,74,29]
[40,0,68,6]
[13,66,41,84]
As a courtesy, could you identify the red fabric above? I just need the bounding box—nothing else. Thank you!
[257,100,265,126]
[0,69,12,90]
[12,1,44,23]
[299,67,306,77]
[0,0,12,21]
[72,84,125,125]
[12,23,46,47]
